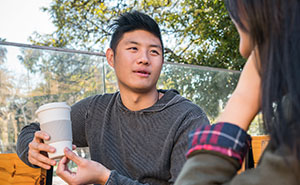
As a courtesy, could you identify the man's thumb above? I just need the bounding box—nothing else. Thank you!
[64,147,81,165]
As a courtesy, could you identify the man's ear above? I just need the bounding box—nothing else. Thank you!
[106,48,114,68]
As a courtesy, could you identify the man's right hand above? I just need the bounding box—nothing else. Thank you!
[28,131,57,169]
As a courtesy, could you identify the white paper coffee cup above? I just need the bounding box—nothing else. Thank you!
[35,102,72,159]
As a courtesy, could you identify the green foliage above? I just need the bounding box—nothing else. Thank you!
[158,0,245,70]
[30,0,245,70]
[22,0,245,121]
[0,0,257,153]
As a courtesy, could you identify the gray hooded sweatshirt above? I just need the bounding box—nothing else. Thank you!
[17,89,209,185]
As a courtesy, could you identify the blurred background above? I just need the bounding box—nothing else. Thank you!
[0,0,265,183]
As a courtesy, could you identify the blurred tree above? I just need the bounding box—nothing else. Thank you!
[0,39,17,152]
[158,65,239,120]
[30,0,245,70]
[17,48,106,103]
[0,44,10,107]
[0,39,12,108]
[0,40,11,122]
[0,48,107,152]
[25,0,243,121]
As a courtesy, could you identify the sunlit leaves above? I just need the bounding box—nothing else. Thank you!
[30,0,245,70]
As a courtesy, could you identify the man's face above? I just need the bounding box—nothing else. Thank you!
[106,30,163,93]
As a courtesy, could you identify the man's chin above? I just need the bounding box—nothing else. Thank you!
[131,85,157,94]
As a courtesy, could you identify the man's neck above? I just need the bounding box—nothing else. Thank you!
[119,88,161,111]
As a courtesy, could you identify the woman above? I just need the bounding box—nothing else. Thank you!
[175,0,300,184]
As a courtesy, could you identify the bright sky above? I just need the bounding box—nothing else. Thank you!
[0,0,55,44]
[0,0,57,94]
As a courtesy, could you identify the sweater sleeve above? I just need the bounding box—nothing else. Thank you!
[15,95,93,168]
[105,170,149,185]
[175,122,300,185]
[16,122,41,168]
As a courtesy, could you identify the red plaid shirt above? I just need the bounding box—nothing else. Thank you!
[187,122,251,165]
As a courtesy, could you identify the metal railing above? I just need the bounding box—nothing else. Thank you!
[0,41,248,154]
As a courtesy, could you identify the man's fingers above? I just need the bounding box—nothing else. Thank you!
[58,156,70,168]
[64,147,82,165]
[27,131,58,169]
[29,156,53,170]
[29,150,57,166]
[72,144,77,150]
[29,141,56,153]
[34,131,50,141]
[56,156,74,181]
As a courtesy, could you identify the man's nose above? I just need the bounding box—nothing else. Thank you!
[137,52,149,65]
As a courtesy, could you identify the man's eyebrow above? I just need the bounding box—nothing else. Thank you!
[149,44,162,49]
[125,41,139,45]
[125,41,162,49]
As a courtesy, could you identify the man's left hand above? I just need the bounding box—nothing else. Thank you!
[56,147,111,185]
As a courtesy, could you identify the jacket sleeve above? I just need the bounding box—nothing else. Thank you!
[16,122,41,168]
[175,122,300,185]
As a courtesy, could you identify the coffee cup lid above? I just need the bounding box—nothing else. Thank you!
[35,102,71,115]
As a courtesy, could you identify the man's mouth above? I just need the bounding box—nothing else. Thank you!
[137,70,150,74]
[134,70,151,77]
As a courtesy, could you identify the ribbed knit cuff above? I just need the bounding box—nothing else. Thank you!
[186,122,251,165]
[105,170,116,185]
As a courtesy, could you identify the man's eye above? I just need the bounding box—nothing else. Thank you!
[128,47,138,50]
[151,50,160,55]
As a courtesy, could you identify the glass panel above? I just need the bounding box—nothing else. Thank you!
[0,42,264,155]
[158,64,240,122]
[0,44,107,153]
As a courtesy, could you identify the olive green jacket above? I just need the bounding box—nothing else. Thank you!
[175,143,300,185]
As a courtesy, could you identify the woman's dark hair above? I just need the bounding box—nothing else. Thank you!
[225,0,300,161]
[108,11,164,55]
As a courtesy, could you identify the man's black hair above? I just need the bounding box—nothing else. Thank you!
[108,11,164,55]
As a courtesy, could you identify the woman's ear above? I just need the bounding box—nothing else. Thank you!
[106,48,114,68]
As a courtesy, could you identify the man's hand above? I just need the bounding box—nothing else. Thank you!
[56,147,111,185]
[28,131,77,169]
[28,131,57,169]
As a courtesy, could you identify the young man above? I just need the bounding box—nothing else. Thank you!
[17,11,209,185]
